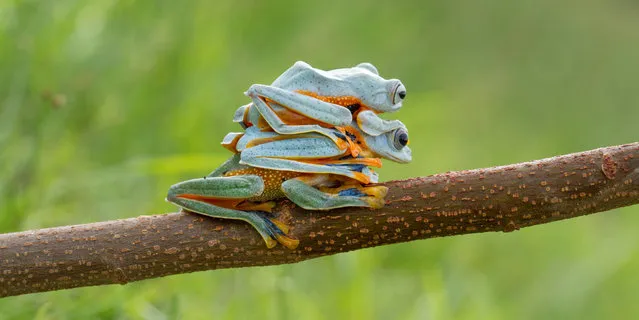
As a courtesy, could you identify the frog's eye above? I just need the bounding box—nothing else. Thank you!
[392,83,407,104]
[391,128,409,150]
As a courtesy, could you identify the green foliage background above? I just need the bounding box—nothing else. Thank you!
[1,0,638,319]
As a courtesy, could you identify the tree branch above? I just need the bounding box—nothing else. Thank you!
[1,143,638,297]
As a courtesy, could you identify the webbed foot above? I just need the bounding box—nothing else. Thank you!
[243,212,299,250]
[332,185,388,209]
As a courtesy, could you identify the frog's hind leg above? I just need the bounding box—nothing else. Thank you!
[240,137,373,183]
[281,176,388,211]
[246,84,352,127]
[245,85,351,144]
[166,175,299,249]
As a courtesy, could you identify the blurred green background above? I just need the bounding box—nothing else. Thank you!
[1,0,638,319]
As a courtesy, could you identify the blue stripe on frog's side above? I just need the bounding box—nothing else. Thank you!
[338,188,368,197]
[326,163,367,172]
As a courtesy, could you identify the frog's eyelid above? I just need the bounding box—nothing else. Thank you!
[355,62,379,75]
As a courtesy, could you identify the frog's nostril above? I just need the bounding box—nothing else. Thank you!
[398,91,406,99]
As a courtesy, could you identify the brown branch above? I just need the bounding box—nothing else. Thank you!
[1,143,638,298]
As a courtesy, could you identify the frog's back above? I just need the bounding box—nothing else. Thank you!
[271,61,382,98]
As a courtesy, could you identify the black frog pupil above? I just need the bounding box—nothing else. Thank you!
[398,132,408,146]
[398,91,406,99]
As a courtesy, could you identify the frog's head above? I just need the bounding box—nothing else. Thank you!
[349,63,406,113]
[363,122,412,163]
[273,61,407,114]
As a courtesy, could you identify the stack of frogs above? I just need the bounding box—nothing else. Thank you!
[167,61,412,250]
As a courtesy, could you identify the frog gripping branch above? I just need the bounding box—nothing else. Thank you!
[166,62,412,249]
[2,142,638,297]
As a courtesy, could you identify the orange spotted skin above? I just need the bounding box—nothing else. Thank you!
[224,167,305,202]
[258,106,332,129]
[295,90,373,117]
[254,90,374,130]
[295,90,362,106]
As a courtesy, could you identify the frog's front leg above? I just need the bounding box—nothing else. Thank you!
[281,175,388,210]
[356,110,406,136]
[245,84,352,142]
[166,175,299,249]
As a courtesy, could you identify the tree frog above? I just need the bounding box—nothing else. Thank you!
[234,61,408,144]
[227,120,411,184]
[166,122,411,250]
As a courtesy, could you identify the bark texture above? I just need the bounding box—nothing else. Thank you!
[1,143,638,298]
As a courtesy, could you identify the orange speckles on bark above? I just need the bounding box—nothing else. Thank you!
[602,153,618,179]
[386,216,401,223]
[164,247,179,255]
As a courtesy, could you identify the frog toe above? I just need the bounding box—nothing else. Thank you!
[361,195,385,209]
[337,186,387,209]
[274,233,300,250]
[264,217,299,250]
[269,218,291,235]
[247,213,299,250]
